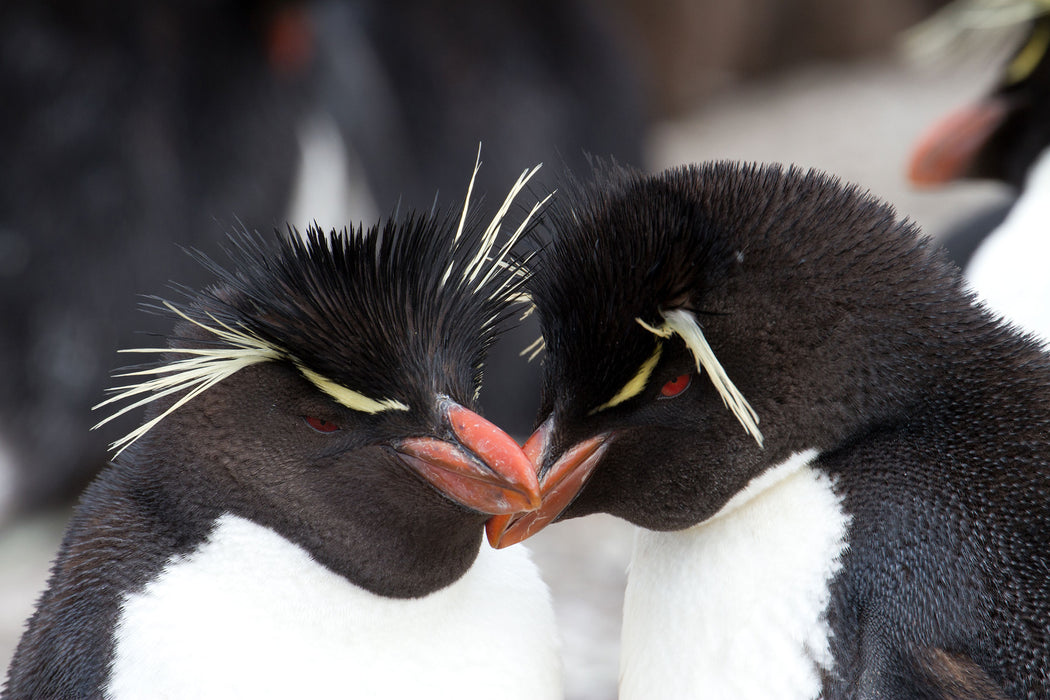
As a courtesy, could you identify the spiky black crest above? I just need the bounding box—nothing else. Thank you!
[190,218,518,402]
[527,160,742,418]
[96,161,546,454]
[528,160,953,425]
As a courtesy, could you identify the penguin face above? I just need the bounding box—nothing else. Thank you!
[490,161,962,547]
[530,337,756,532]
[138,353,526,598]
[98,165,546,597]
[512,193,768,534]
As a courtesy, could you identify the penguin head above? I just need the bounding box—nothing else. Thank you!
[98,163,546,597]
[490,160,964,546]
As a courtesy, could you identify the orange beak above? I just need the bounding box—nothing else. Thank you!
[907,96,1010,187]
[486,416,610,548]
[396,401,541,516]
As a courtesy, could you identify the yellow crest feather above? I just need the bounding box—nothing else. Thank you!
[94,153,544,458]
[589,343,664,415]
[296,365,408,414]
[637,309,764,446]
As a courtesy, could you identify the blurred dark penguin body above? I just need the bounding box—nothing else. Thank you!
[0,0,312,515]
[494,161,1050,698]
[4,169,560,699]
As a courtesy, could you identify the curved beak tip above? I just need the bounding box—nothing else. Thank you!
[486,429,611,549]
[485,514,513,548]
[396,402,540,516]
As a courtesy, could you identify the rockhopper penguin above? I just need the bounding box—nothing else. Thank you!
[4,162,561,699]
[490,161,1050,698]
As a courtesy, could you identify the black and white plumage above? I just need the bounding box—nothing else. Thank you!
[4,165,561,699]
[491,161,1050,698]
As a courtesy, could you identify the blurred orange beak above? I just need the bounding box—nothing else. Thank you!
[907,96,1010,187]
[486,416,610,548]
[396,401,541,516]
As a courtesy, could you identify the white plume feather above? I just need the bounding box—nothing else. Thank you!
[638,309,764,446]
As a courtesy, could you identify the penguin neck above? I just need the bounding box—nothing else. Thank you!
[133,428,490,599]
[620,450,850,700]
[109,513,561,699]
[967,146,1050,340]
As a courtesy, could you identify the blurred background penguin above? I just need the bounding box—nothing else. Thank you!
[907,0,1050,339]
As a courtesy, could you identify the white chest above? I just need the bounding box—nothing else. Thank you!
[108,514,562,700]
[620,450,849,700]
[968,147,1050,343]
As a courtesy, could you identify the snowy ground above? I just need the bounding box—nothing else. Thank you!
[0,55,1014,698]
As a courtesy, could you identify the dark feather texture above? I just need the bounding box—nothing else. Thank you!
[525,160,1050,697]
[180,216,525,417]
[529,160,992,474]
[4,186,543,697]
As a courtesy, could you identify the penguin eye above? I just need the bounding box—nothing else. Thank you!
[659,374,691,398]
[304,416,341,433]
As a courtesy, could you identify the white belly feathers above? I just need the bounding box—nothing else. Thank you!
[620,450,849,700]
[109,514,561,700]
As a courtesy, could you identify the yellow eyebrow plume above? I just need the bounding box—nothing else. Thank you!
[637,309,763,446]
[590,343,664,415]
[93,302,283,456]
[296,365,409,414]
[1008,18,1050,84]
[93,302,408,457]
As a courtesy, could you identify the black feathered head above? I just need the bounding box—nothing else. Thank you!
[528,161,765,446]
[95,159,548,456]
[491,159,975,543]
[907,3,1050,187]
[81,159,551,598]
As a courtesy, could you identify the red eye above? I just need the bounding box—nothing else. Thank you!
[660,374,691,398]
[304,416,340,433]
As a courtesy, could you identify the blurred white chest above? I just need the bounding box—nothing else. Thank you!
[968,147,1050,342]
